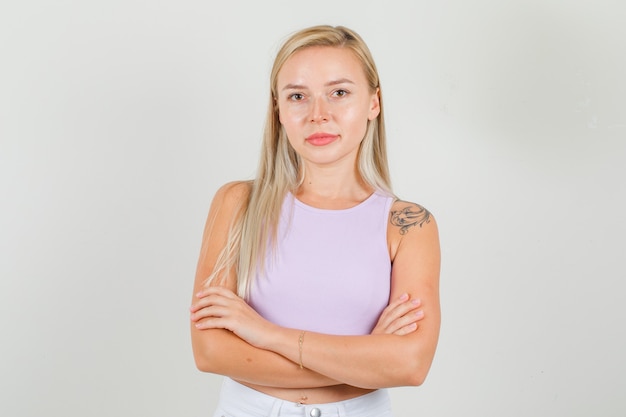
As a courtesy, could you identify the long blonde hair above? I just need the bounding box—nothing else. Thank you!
[207,25,393,297]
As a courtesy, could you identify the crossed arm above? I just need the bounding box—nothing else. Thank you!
[189,182,441,389]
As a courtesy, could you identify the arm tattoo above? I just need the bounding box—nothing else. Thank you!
[390,202,431,235]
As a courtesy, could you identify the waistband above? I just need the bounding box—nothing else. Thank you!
[216,377,392,417]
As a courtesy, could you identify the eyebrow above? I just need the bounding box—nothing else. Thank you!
[281,78,355,91]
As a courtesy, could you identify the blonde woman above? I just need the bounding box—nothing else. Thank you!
[190,25,440,417]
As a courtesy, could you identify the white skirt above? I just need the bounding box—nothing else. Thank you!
[212,378,393,417]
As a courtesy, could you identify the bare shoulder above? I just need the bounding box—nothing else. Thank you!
[388,199,439,261]
[202,180,252,237]
[195,181,252,287]
[213,180,252,206]
[389,199,436,235]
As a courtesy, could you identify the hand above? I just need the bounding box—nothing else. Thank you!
[371,293,424,336]
[190,286,276,348]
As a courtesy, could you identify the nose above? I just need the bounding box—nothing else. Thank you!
[310,96,329,123]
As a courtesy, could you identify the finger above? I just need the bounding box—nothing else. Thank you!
[399,298,422,314]
[190,292,238,313]
[388,298,422,321]
[189,298,211,313]
[190,305,217,322]
[384,293,410,314]
[384,309,424,334]
[190,302,236,323]
[393,322,418,336]
[189,297,216,313]
[194,316,230,330]
[376,293,410,327]
[378,297,422,330]
[195,286,238,299]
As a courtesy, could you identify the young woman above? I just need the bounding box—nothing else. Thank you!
[190,25,440,417]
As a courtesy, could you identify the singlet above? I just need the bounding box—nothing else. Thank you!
[248,191,394,335]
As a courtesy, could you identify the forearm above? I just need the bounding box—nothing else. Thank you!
[263,326,438,389]
[191,284,439,389]
[191,327,340,388]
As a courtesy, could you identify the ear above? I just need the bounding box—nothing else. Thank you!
[367,88,381,120]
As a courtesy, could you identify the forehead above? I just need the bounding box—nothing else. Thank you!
[277,46,366,87]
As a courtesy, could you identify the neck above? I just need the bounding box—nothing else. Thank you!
[295,163,373,208]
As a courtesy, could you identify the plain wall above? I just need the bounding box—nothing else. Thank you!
[1,1,624,416]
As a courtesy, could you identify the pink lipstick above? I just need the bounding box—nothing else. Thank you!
[306,132,338,146]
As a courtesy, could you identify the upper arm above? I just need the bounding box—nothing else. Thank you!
[193,180,251,294]
[387,200,441,376]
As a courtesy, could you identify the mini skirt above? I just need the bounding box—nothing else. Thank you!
[212,378,393,417]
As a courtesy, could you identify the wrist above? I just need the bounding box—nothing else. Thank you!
[262,326,303,364]
[254,321,283,350]
[298,330,306,369]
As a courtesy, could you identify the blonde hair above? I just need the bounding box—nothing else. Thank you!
[207,25,394,297]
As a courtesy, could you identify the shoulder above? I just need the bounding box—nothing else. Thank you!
[196,181,252,290]
[210,180,252,213]
[387,199,439,261]
[389,199,436,235]
[214,180,252,203]
[205,180,252,226]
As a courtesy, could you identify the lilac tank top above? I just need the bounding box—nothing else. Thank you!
[248,192,394,335]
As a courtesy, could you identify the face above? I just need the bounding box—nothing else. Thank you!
[276,46,380,169]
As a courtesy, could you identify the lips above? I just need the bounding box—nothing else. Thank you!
[305,132,339,146]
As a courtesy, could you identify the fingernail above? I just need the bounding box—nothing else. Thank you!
[399,293,409,301]
[415,310,424,317]
[411,298,421,305]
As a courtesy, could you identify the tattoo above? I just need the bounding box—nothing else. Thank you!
[390,202,431,235]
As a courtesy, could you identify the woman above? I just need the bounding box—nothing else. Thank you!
[190,25,440,417]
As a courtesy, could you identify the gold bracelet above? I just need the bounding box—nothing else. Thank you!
[298,330,306,369]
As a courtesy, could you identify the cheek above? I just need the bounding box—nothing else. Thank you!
[279,106,308,127]
[336,99,371,121]
[342,106,370,131]
[278,111,300,144]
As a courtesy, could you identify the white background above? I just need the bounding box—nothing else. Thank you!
[1,1,624,416]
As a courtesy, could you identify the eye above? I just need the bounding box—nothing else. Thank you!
[332,89,349,98]
[288,93,305,101]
